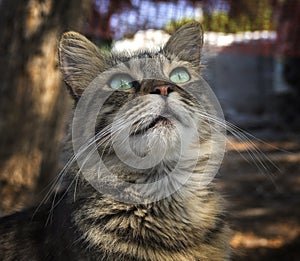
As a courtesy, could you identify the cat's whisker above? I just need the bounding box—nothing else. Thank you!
[47,171,82,224]
[132,119,145,136]
[75,119,127,175]
[99,119,130,158]
[196,111,282,177]
[48,126,120,214]
[222,120,284,175]
[73,173,80,202]
[74,118,124,162]
[33,154,78,218]
[43,120,125,219]
[225,125,280,175]
[228,128,277,174]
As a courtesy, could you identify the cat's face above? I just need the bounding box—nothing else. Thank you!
[59,22,226,203]
[95,55,202,162]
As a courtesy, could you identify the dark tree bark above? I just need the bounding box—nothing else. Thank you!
[0,0,92,216]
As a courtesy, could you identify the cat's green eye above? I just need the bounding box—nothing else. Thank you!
[169,68,190,84]
[109,74,134,90]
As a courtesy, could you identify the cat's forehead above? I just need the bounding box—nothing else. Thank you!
[116,50,162,61]
[112,50,190,79]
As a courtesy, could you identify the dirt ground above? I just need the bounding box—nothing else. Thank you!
[218,131,300,260]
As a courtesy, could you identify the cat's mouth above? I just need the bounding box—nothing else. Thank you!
[131,116,173,136]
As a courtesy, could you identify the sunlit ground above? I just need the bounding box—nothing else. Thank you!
[218,133,300,260]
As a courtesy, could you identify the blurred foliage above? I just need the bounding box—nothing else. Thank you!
[203,0,275,33]
[164,18,197,35]
[164,0,276,34]
[98,44,112,53]
[87,0,278,41]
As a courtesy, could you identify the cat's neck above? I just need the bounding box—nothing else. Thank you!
[67,180,224,258]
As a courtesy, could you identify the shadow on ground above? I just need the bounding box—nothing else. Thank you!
[217,132,300,260]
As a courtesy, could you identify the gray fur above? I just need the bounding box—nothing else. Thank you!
[0,22,230,260]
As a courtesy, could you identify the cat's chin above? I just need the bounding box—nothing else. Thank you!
[130,115,175,136]
[127,118,189,163]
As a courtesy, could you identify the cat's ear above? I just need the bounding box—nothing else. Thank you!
[59,32,109,99]
[164,22,203,67]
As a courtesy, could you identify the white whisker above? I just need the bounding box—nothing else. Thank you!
[196,110,283,177]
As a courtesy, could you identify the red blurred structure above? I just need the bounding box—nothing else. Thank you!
[276,0,300,58]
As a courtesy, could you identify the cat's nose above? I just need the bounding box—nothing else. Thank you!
[152,85,173,96]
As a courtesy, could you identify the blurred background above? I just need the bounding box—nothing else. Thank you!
[0,0,299,260]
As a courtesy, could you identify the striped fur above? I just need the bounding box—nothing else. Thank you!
[0,22,230,260]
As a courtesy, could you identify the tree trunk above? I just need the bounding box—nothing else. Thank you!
[0,0,92,216]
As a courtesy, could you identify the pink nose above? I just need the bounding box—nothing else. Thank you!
[153,85,170,96]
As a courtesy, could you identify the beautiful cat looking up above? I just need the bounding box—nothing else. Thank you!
[0,22,230,260]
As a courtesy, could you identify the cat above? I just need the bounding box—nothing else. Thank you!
[0,22,231,260]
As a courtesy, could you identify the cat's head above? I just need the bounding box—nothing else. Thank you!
[58,22,225,203]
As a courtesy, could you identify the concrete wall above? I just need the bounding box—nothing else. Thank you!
[202,52,274,117]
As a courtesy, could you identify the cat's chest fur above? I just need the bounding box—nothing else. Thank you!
[64,183,229,261]
[0,190,229,261]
